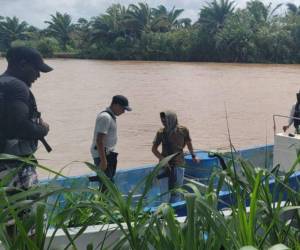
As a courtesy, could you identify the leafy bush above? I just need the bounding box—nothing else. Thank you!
[10,39,34,48]
[36,37,60,58]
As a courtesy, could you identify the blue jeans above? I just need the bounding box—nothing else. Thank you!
[159,166,184,203]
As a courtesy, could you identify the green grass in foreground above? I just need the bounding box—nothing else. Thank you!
[0,152,299,249]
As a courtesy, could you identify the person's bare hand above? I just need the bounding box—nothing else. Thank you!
[192,157,200,163]
[39,118,50,132]
[42,122,50,132]
[283,125,289,132]
[100,160,107,171]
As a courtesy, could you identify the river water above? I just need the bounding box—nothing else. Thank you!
[0,59,299,177]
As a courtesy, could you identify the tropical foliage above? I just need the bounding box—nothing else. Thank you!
[0,149,299,249]
[0,17,29,51]
[1,1,300,63]
[44,12,74,50]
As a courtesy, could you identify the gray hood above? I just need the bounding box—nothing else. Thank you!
[161,110,178,134]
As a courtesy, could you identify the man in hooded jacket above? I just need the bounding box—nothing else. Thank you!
[152,110,198,202]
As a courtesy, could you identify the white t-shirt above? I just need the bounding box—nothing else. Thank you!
[90,108,117,158]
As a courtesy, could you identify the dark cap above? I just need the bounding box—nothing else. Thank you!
[6,46,53,73]
[160,112,165,118]
[112,95,132,111]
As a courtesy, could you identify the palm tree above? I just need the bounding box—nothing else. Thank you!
[91,4,128,44]
[0,16,29,50]
[246,0,282,24]
[151,5,191,32]
[124,2,153,37]
[286,3,300,15]
[73,18,92,50]
[198,0,235,33]
[45,12,74,50]
[177,18,192,28]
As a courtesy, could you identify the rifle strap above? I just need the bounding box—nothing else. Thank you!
[101,110,116,121]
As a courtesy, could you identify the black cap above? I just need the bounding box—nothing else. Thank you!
[112,95,132,111]
[6,46,53,73]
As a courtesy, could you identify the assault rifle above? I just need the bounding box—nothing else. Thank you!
[36,112,52,153]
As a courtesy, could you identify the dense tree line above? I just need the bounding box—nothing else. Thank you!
[1,0,300,63]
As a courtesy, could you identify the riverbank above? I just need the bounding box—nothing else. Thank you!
[1,49,300,64]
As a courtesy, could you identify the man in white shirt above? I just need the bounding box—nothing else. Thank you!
[90,95,132,184]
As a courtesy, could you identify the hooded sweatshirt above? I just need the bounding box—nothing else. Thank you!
[153,110,191,166]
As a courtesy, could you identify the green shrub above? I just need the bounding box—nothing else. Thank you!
[36,37,59,58]
[10,39,34,48]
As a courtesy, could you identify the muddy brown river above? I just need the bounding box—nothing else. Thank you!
[1,59,299,177]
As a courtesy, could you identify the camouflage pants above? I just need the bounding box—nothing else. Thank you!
[0,160,39,236]
[0,162,38,190]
